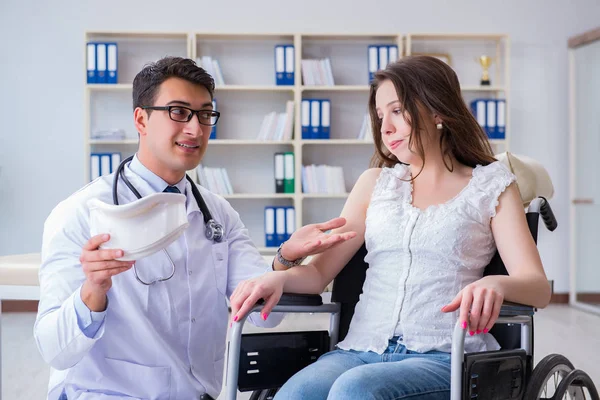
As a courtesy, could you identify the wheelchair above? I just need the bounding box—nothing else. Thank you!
[225,197,599,400]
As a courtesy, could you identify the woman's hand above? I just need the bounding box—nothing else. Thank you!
[229,271,287,325]
[280,217,357,262]
[441,276,505,335]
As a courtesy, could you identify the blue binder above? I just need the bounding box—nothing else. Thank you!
[107,42,118,84]
[275,207,287,246]
[275,45,286,86]
[284,45,295,85]
[301,99,310,139]
[310,99,321,139]
[368,45,378,82]
[95,43,107,84]
[285,207,295,241]
[87,43,96,84]
[320,99,330,139]
[210,99,217,139]
[265,207,276,247]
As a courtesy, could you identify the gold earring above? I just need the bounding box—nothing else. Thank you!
[436,122,443,130]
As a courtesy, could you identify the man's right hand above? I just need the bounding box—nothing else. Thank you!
[80,234,134,312]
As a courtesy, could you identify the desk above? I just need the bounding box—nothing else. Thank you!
[0,252,41,400]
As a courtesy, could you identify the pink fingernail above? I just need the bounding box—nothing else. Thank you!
[469,331,475,336]
[483,328,489,334]
[262,313,268,321]
[462,321,467,329]
[476,330,481,335]
[233,316,238,322]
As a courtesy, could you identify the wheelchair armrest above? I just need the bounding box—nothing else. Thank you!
[278,293,324,306]
[499,301,535,317]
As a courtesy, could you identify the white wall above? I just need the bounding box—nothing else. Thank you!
[1,0,599,293]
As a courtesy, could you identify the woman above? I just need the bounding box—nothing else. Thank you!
[230,56,551,399]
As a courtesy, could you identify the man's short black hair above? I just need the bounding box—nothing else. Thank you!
[132,56,215,111]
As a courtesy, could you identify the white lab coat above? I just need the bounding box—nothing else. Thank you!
[34,162,282,399]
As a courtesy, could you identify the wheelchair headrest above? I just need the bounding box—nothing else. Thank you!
[495,152,554,207]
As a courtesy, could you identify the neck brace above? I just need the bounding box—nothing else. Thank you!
[87,192,189,261]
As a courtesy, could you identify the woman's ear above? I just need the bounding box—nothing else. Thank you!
[433,114,443,130]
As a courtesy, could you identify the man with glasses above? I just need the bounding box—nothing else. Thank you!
[35,56,355,400]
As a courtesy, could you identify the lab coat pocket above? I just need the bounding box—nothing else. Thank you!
[102,358,171,400]
[211,241,229,296]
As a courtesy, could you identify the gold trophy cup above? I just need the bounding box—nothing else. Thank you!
[477,56,493,86]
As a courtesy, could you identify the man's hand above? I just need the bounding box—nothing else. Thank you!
[280,217,357,262]
[80,234,134,312]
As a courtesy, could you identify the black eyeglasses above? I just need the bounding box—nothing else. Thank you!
[142,105,220,126]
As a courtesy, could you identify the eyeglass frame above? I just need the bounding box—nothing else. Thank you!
[141,105,220,126]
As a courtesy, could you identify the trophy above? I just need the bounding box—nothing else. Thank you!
[477,55,493,86]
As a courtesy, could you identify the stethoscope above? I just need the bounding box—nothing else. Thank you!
[113,155,224,285]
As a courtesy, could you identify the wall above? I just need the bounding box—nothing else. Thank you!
[1,0,599,293]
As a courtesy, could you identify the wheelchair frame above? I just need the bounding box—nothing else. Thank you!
[223,197,570,400]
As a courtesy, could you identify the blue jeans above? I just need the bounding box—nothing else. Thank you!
[273,337,451,400]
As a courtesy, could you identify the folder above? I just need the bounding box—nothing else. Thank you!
[274,152,285,193]
[283,152,295,193]
[320,99,330,139]
[275,207,286,246]
[265,207,276,247]
[388,45,398,66]
[486,99,497,139]
[110,152,121,173]
[90,154,100,181]
[301,99,310,139]
[107,43,118,84]
[310,99,320,139]
[368,45,378,82]
[470,99,487,137]
[496,99,506,139]
[378,46,388,71]
[275,45,285,85]
[210,99,217,139]
[100,154,111,176]
[96,43,107,84]
[87,43,96,84]
[285,207,295,241]
[285,45,295,85]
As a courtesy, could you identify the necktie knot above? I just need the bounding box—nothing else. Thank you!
[163,185,181,194]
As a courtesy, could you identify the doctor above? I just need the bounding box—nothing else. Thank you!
[34,56,355,400]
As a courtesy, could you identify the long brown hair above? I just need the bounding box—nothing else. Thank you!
[368,55,496,170]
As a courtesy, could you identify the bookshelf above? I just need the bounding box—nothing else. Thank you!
[84,31,510,254]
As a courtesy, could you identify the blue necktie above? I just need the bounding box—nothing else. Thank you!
[163,185,181,194]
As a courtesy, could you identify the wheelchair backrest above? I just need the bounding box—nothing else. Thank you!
[330,210,542,347]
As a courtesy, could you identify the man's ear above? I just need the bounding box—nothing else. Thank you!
[134,107,148,137]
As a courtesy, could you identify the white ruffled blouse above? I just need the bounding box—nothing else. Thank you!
[336,161,516,354]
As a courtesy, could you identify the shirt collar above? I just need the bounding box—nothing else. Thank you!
[129,153,187,195]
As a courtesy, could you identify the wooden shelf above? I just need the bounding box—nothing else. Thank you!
[216,85,294,92]
[208,139,294,145]
[408,33,507,41]
[301,139,373,145]
[461,86,506,92]
[302,193,349,199]
[301,85,369,92]
[89,139,138,144]
[85,31,510,256]
[86,83,132,91]
[223,193,295,200]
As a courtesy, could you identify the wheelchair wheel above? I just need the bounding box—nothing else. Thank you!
[249,388,279,400]
[554,369,600,400]
[524,354,575,399]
